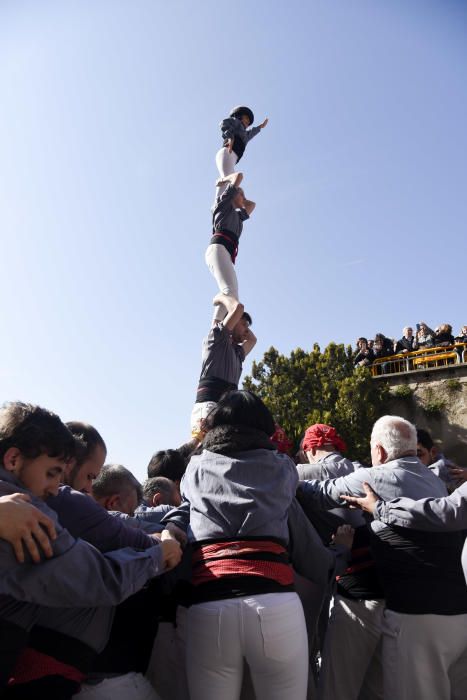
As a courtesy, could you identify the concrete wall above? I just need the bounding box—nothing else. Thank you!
[374,365,467,465]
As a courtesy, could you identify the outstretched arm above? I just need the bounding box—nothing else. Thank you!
[342,480,467,532]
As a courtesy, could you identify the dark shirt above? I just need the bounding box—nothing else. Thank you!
[354,349,374,366]
[395,336,416,353]
[219,117,261,161]
[370,523,467,614]
[212,185,249,238]
[196,323,245,403]
[434,332,454,347]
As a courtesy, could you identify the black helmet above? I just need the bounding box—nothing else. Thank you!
[229,105,254,125]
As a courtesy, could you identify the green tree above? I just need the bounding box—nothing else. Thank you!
[243,343,389,463]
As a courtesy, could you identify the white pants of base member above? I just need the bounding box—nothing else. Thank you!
[146,609,190,700]
[73,672,161,699]
[382,608,467,700]
[186,592,309,700]
[215,147,238,199]
[205,243,239,323]
[318,595,384,700]
[190,400,217,440]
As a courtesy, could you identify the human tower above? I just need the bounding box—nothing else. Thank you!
[190,106,268,440]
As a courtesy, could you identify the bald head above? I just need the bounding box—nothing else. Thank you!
[370,415,417,465]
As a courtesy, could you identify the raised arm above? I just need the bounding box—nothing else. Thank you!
[242,328,257,356]
[243,199,256,216]
[212,295,245,331]
[244,118,268,143]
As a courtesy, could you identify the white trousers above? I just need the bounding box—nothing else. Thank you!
[186,592,309,700]
[318,595,384,700]
[146,611,189,700]
[205,243,239,323]
[73,672,161,699]
[215,147,238,199]
[382,608,467,700]
[190,400,217,440]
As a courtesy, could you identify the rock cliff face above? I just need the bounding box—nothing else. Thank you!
[382,366,467,464]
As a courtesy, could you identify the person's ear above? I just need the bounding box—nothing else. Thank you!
[3,447,23,473]
[105,494,121,512]
[151,493,162,507]
[378,444,388,463]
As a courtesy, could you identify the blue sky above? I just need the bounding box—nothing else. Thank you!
[1,0,466,481]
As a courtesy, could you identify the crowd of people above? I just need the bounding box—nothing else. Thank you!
[1,402,466,700]
[1,105,466,700]
[354,323,467,368]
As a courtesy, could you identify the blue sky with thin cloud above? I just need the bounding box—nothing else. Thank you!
[1,0,466,480]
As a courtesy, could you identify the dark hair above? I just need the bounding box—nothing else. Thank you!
[0,402,76,463]
[242,311,252,325]
[147,449,186,481]
[229,105,254,124]
[375,333,386,342]
[176,439,201,466]
[357,337,368,345]
[204,390,276,437]
[66,421,107,468]
[92,463,142,503]
[143,476,176,504]
[416,428,434,450]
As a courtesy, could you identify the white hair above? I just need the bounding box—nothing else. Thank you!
[371,415,417,461]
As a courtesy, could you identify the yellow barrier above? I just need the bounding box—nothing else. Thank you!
[370,343,467,377]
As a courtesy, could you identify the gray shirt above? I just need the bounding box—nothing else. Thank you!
[375,481,467,529]
[212,184,249,238]
[199,322,245,386]
[220,117,261,147]
[0,470,163,610]
[296,452,355,481]
[297,453,363,528]
[166,448,298,543]
[298,456,447,512]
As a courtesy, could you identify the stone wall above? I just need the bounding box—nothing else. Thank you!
[374,365,467,464]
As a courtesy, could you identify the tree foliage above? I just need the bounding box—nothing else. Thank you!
[243,343,389,463]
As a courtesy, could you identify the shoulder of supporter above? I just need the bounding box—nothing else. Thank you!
[205,322,230,350]
[47,484,156,552]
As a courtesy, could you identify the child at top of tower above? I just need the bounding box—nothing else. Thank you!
[220,106,268,161]
[215,106,268,198]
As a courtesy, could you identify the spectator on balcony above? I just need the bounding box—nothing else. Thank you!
[455,325,467,343]
[395,327,418,354]
[373,333,393,358]
[454,326,467,362]
[416,322,435,349]
[372,334,394,374]
[354,337,374,367]
[434,323,455,348]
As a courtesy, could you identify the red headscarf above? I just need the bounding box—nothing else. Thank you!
[302,424,347,454]
[270,424,294,454]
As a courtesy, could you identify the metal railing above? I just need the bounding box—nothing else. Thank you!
[370,343,467,377]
